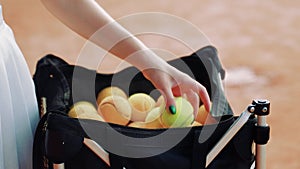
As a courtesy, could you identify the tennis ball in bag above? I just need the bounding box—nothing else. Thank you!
[98,95,132,126]
[127,121,148,128]
[128,93,156,122]
[195,103,216,125]
[68,101,105,122]
[161,97,194,128]
[155,95,165,107]
[128,108,164,129]
[97,86,127,105]
[190,121,203,127]
[145,107,162,122]
[144,107,164,129]
[127,107,164,129]
[127,121,164,129]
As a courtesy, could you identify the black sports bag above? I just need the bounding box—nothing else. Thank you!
[32,46,255,169]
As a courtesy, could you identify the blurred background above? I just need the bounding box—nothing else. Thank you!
[1,0,299,168]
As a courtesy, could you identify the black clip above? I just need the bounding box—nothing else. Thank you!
[247,99,270,116]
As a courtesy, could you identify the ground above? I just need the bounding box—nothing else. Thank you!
[1,0,299,168]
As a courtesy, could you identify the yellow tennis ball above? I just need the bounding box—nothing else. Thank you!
[161,97,194,128]
[127,121,148,128]
[195,103,216,125]
[98,95,131,126]
[145,107,162,122]
[143,107,165,128]
[96,86,127,105]
[127,120,164,129]
[155,95,165,108]
[68,101,104,122]
[128,93,156,122]
[189,121,203,127]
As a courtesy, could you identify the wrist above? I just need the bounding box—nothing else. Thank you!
[126,48,170,72]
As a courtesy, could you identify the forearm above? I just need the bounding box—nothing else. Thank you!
[41,0,169,71]
[41,0,211,114]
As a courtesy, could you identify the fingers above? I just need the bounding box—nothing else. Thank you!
[162,84,210,118]
[180,81,210,115]
[177,77,210,115]
[161,87,176,115]
[161,78,210,116]
[143,67,210,115]
[185,90,200,117]
[198,85,211,112]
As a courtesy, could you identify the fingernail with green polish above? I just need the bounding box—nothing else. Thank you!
[169,105,176,115]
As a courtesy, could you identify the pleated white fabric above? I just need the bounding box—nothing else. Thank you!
[0,5,39,169]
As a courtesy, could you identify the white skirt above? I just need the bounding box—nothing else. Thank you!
[0,5,39,169]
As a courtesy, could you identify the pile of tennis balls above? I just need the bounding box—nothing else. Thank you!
[68,86,216,129]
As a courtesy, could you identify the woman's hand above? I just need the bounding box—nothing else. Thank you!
[142,65,211,116]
